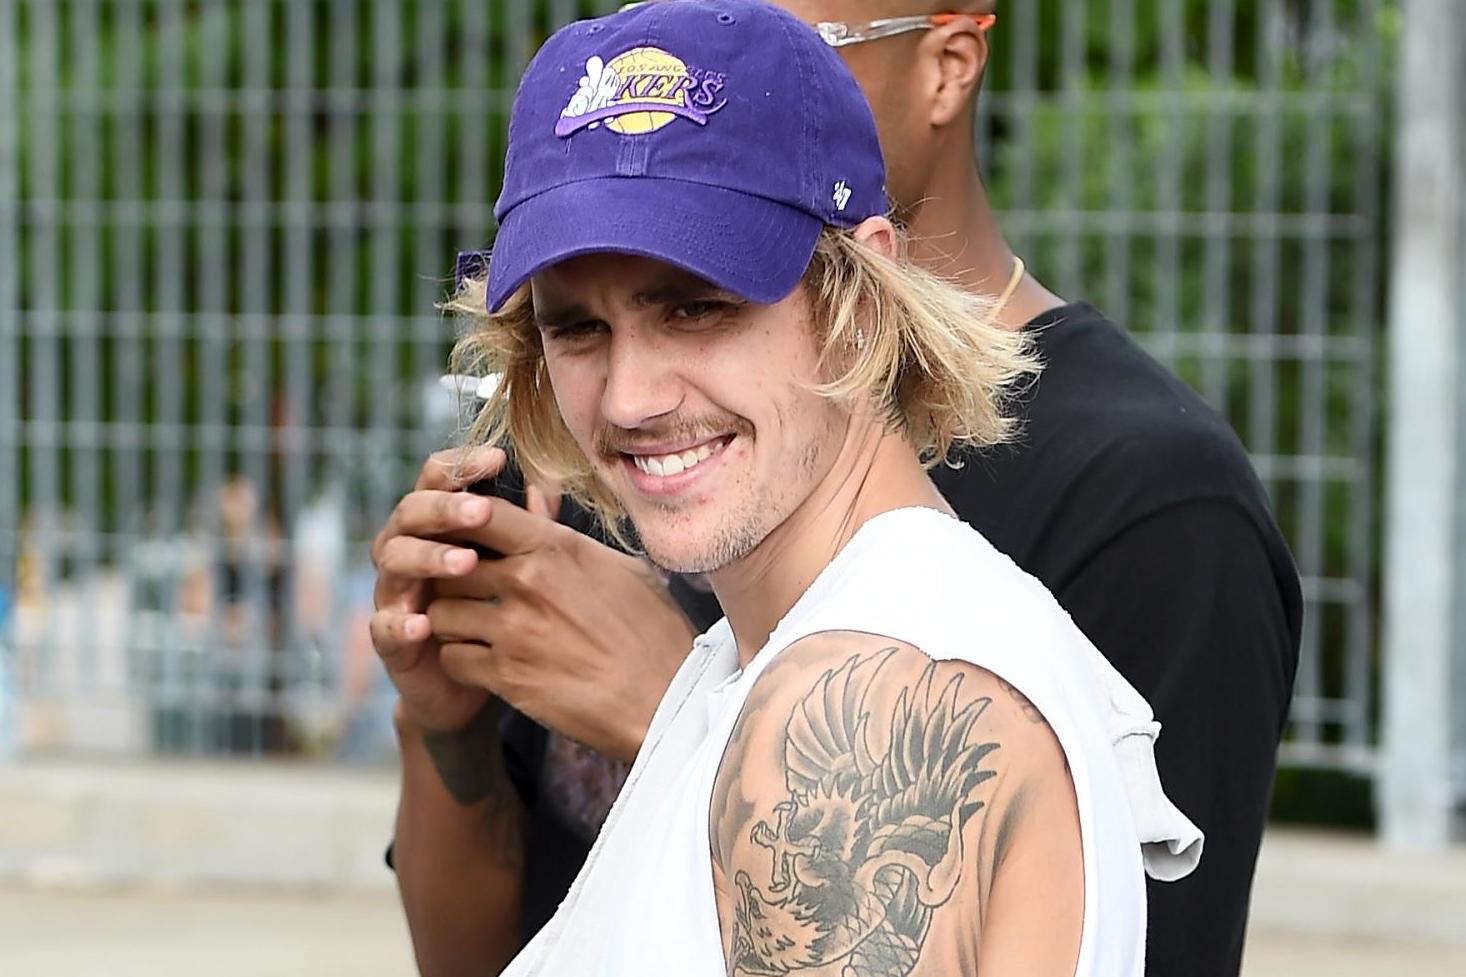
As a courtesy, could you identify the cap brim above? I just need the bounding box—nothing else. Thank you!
[484,177,823,312]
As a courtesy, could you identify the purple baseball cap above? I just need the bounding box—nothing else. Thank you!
[482,0,887,312]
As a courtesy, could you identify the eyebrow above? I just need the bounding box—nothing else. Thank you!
[532,275,737,330]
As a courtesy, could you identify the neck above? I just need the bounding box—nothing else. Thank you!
[707,424,950,667]
[903,124,1066,331]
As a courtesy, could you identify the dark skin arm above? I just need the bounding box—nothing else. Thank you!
[392,698,525,977]
[371,447,522,977]
[373,447,694,973]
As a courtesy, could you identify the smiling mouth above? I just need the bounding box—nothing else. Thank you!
[625,435,733,478]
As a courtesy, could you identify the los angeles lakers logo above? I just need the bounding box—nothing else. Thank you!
[555,47,729,137]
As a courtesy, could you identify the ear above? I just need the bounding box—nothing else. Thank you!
[851,216,898,260]
[926,24,989,128]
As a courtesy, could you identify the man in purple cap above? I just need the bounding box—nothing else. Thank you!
[374,2,1202,974]
[375,2,1300,975]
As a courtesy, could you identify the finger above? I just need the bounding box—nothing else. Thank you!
[441,550,551,601]
[393,489,494,541]
[440,641,499,692]
[461,493,561,557]
[413,445,508,492]
[376,533,480,580]
[369,609,431,667]
[434,570,503,601]
[427,596,502,645]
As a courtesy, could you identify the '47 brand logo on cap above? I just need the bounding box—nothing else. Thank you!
[556,47,729,137]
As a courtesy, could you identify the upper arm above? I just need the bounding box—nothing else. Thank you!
[709,632,1082,977]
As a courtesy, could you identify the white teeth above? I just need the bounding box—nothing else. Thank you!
[631,438,728,478]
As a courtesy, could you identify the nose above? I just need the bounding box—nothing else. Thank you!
[599,324,683,430]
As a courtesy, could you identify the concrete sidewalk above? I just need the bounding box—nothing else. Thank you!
[2,757,1464,974]
[2,883,1464,977]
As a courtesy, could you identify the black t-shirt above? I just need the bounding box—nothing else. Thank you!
[500,302,1302,977]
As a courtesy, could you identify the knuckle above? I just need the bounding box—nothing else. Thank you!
[368,612,399,652]
[376,536,408,573]
[494,604,522,636]
[507,557,544,592]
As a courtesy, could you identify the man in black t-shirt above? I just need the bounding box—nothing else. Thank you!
[372,4,1301,976]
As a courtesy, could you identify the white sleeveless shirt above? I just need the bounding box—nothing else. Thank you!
[501,507,1202,977]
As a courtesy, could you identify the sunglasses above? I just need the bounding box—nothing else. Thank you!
[617,4,998,48]
[815,12,997,48]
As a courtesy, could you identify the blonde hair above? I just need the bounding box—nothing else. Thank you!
[444,226,1040,534]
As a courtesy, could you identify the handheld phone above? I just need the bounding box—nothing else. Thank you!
[463,469,525,559]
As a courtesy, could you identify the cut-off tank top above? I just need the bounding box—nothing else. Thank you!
[500,506,1203,976]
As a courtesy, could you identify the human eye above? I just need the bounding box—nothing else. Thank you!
[543,319,608,345]
[669,298,740,323]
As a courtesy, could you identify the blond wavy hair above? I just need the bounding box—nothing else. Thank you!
[444,226,1040,532]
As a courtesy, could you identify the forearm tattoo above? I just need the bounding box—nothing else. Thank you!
[421,701,525,868]
[724,649,1000,977]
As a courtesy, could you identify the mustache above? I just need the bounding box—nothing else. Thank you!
[593,414,754,458]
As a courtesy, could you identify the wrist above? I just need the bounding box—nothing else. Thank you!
[392,692,492,741]
[411,698,510,807]
[613,711,651,763]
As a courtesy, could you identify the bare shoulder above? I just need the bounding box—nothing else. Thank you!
[710,631,1082,977]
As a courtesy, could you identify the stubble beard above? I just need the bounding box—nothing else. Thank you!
[627,421,836,576]
[632,491,772,575]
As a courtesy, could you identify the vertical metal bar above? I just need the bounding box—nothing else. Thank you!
[152,0,186,537]
[1154,0,1184,355]
[111,0,150,744]
[1007,0,1037,259]
[458,0,490,251]
[1292,0,1337,749]
[1381,0,1464,848]
[1055,0,1085,298]
[1345,0,1383,757]
[1103,0,1136,326]
[282,0,316,704]
[1249,0,1283,490]
[193,0,233,754]
[0,0,19,624]
[325,0,358,522]
[70,0,104,694]
[153,0,191,750]
[1201,0,1235,410]
[26,0,61,697]
[369,0,403,525]
[112,0,144,550]
[240,0,275,754]
[414,0,447,462]
[506,0,534,80]
[550,0,578,30]
[322,0,362,722]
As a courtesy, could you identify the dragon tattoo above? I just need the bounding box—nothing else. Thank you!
[729,649,1000,977]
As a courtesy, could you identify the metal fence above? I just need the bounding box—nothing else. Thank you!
[0,2,1388,773]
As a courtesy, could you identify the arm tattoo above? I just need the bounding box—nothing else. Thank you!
[726,648,1000,977]
[421,701,525,869]
[997,676,1045,724]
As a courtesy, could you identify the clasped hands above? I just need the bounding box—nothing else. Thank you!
[370,446,695,761]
